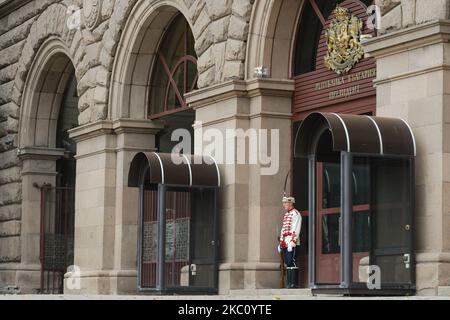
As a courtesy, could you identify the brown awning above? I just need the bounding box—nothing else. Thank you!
[128,152,221,188]
[295,112,416,157]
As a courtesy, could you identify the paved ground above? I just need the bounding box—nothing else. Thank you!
[1,296,449,300]
[1,287,449,300]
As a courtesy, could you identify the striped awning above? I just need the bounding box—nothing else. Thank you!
[128,152,220,188]
[294,112,416,157]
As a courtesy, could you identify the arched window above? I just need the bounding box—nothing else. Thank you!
[149,14,197,119]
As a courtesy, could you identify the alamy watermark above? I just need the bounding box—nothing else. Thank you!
[366,5,382,31]
[67,5,81,31]
[366,265,381,290]
[65,265,81,290]
[171,122,280,176]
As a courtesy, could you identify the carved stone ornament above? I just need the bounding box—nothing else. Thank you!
[83,0,102,30]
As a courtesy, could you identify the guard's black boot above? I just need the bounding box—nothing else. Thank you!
[286,268,298,289]
[291,268,298,289]
[286,269,294,289]
[284,270,290,289]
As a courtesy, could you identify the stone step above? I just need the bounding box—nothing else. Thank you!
[1,293,450,300]
[229,289,313,297]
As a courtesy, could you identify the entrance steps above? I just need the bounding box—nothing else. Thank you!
[228,288,313,299]
[2,292,450,300]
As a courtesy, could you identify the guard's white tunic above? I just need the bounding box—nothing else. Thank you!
[280,208,302,249]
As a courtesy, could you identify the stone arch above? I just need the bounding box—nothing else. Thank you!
[246,0,303,80]
[19,37,77,149]
[12,3,85,115]
[108,0,197,120]
[107,0,255,120]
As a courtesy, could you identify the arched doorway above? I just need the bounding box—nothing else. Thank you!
[136,13,207,293]
[18,39,78,294]
[104,2,200,294]
[291,0,376,288]
[38,72,78,294]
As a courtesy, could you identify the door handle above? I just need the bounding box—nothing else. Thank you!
[190,264,197,276]
[338,217,341,247]
[403,254,410,269]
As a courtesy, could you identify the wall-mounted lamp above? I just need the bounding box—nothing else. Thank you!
[254,66,269,78]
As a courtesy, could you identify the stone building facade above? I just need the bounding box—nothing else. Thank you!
[0,0,449,296]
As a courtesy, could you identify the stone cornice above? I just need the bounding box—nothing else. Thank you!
[17,147,65,161]
[68,120,115,143]
[68,119,165,142]
[185,80,248,110]
[185,78,295,110]
[0,0,32,19]
[364,20,450,58]
[112,119,164,135]
[246,78,295,98]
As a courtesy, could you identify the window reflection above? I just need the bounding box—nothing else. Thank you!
[322,159,370,209]
[322,214,340,254]
[321,212,370,255]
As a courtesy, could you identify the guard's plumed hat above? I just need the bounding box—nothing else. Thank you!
[282,196,296,204]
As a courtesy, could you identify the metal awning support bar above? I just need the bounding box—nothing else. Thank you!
[308,155,317,288]
[340,151,353,289]
[156,184,167,291]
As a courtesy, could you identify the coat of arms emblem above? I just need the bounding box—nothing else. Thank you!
[324,7,365,75]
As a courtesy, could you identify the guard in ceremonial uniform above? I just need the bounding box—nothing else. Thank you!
[278,196,302,289]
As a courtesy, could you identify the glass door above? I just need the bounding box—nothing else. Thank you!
[316,161,341,284]
[187,189,216,288]
[315,160,371,285]
[370,158,414,286]
[141,187,158,289]
[165,187,217,291]
[140,186,217,292]
[165,189,192,289]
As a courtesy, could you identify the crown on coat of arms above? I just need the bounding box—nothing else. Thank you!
[334,6,350,20]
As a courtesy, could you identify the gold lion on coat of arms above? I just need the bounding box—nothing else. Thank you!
[324,7,365,75]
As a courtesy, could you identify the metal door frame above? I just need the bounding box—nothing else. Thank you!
[39,184,75,294]
[368,157,416,290]
[137,183,219,295]
[309,152,416,295]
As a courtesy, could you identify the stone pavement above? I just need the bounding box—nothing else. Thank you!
[1,289,449,300]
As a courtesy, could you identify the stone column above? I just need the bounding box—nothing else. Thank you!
[66,120,162,295]
[186,79,294,293]
[66,121,117,295]
[17,147,64,293]
[365,21,450,296]
[111,119,162,294]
